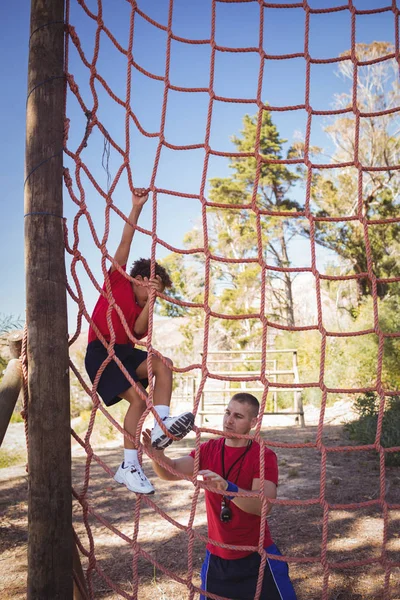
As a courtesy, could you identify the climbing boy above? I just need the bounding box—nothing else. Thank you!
[85,188,194,495]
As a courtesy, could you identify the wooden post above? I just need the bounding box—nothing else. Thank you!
[24,1,71,598]
[292,351,305,428]
[0,359,23,447]
[8,331,23,359]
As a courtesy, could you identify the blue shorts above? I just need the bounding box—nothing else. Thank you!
[200,544,297,600]
[85,341,148,406]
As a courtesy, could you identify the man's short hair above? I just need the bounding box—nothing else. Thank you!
[231,393,260,418]
[129,258,172,288]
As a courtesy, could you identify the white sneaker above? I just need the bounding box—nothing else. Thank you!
[114,462,155,495]
[151,412,195,450]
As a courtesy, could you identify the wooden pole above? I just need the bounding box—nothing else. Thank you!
[0,359,23,447]
[24,1,71,598]
[292,351,305,428]
[8,331,23,359]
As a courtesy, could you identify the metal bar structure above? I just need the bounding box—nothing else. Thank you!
[172,350,305,427]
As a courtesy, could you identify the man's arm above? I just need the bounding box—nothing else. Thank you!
[142,429,195,481]
[235,478,277,517]
[199,470,277,517]
[111,188,149,272]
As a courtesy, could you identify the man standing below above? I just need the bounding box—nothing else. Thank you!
[143,392,297,599]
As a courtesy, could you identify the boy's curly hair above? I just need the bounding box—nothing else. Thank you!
[129,258,172,288]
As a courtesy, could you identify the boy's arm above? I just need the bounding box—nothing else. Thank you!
[133,275,164,337]
[142,429,195,481]
[111,188,149,272]
[133,301,150,337]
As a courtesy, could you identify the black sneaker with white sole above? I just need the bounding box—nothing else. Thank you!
[151,412,195,450]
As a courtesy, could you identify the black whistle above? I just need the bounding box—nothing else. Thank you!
[220,498,232,523]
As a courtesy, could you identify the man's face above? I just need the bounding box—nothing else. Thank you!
[223,399,257,436]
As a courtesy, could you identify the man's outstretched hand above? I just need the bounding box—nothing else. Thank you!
[142,428,162,459]
[198,469,228,492]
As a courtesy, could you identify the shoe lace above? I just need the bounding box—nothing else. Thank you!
[130,464,147,483]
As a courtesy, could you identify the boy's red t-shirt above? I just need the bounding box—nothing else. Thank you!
[88,265,145,345]
[190,437,278,559]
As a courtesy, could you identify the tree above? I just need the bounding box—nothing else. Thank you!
[208,110,302,330]
[308,42,400,301]
[156,250,211,362]
[158,109,303,354]
[175,111,300,349]
[157,253,205,318]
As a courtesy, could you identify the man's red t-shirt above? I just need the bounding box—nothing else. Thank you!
[88,265,144,345]
[190,438,278,560]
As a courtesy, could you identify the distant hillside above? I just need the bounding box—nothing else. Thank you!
[0,275,345,368]
[0,269,349,386]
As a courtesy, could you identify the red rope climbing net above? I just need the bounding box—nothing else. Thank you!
[58,1,400,598]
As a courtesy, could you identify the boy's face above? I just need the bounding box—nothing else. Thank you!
[132,276,165,307]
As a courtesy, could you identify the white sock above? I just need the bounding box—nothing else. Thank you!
[154,404,170,427]
[123,449,138,467]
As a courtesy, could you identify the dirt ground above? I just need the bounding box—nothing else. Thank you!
[1,423,400,600]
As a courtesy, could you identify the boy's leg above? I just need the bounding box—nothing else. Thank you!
[114,383,154,495]
[136,355,194,449]
[135,354,172,408]
[119,383,147,449]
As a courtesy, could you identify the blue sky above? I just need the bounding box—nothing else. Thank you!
[0,0,397,330]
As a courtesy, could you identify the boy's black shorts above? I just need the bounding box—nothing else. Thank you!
[85,340,148,407]
[200,544,297,600]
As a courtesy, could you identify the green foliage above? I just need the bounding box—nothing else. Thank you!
[307,42,400,301]
[275,295,400,405]
[274,329,321,406]
[0,448,26,469]
[0,355,6,379]
[351,391,380,418]
[155,108,306,359]
[345,392,400,466]
[163,108,303,354]
[74,402,129,445]
[353,296,400,391]
[74,409,117,441]
[152,49,400,395]
[70,348,92,417]
[10,411,24,424]
[157,253,205,318]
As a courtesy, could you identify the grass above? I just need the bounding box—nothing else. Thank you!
[344,393,400,466]
[10,411,24,424]
[0,448,26,469]
[73,403,130,446]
